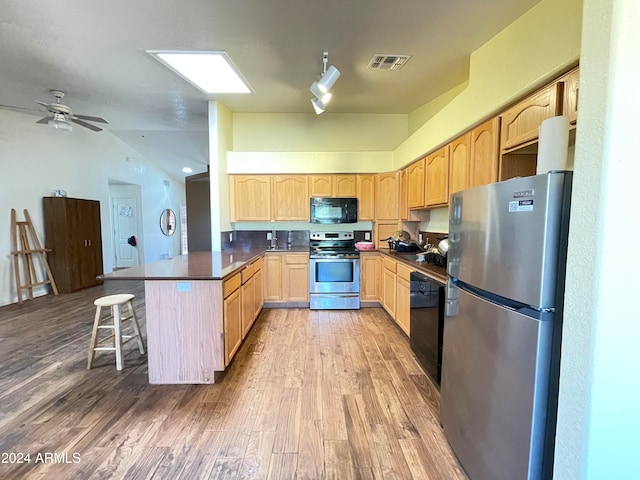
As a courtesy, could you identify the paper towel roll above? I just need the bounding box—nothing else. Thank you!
[536,115,570,174]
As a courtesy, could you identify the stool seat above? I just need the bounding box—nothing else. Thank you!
[94,293,134,307]
[87,293,145,371]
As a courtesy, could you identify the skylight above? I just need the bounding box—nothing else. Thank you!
[147,51,251,94]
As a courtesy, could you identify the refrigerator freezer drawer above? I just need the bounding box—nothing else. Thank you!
[440,286,553,480]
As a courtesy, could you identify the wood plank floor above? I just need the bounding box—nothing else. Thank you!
[0,282,466,479]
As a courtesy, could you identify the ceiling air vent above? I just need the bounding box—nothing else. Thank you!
[367,54,412,70]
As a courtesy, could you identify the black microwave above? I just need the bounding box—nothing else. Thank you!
[310,197,358,224]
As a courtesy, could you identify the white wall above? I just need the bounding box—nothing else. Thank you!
[0,109,185,306]
[555,0,640,478]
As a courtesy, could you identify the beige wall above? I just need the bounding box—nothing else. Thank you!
[394,0,583,168]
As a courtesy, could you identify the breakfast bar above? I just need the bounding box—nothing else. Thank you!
[100,250,266,384]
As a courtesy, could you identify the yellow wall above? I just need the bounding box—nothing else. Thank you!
[395,0,583,168]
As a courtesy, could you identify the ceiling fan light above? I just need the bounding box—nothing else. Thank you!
[317,65,340,93]
[48,114,73,132]
[310,82,332,104]
[310,97,326,115]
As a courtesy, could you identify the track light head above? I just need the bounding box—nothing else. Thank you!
[317,65,340,93]
[309,51,340,114]
[310,97,326,115]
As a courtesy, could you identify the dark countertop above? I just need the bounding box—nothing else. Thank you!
[99,247,308,281]
[372,249,448,284]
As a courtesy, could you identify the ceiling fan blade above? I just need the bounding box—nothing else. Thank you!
[73,114,108,124]
[36,116,53,124]
[0,104,45,115]
[33,100,52,110]
[71,118,103,132]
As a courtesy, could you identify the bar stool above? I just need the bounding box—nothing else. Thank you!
[87,293,145,371]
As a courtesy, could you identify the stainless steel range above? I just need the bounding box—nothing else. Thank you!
[309,231,360,310]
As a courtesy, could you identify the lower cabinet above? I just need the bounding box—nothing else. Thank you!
[360,252,381,302]
[382,257,397,318]
[395,263,412,336]
[263,252,309,303]
[223,284,242,366]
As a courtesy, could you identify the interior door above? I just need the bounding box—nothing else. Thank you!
[111,195,140,268]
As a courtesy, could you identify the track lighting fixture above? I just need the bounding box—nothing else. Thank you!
[309,51,340,114]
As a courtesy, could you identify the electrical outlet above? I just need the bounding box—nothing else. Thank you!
[418,233,423,243]
[365,232,371,241]
[229,233,233,242]
[267,232,272,241]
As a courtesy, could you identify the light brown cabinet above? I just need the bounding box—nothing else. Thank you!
[382,257,397,318]
[43,196,104,293]
[356,175,375,220]
[230,175,271,221]
[561,67,579,126]
[500,83,562,152]
[334,175,357,196]
[263,253,283,301]
[375,172,400,220]
[272,175,309,221]
[223,275,243,366]
[425,146,450,207]
[395,263,412,336]
[449,132,471,195]
[360,252,381,302]
[263,252,309,303]
[240,257,263,338]
[469,117,500,188]
[309,175,333,197]
[407,158,426,209]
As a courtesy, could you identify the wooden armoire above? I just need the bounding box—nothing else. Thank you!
[43,197,104,293]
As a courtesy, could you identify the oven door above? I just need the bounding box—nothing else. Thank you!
[309,257,360,294]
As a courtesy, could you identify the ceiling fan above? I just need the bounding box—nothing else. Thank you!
[1,90,108,132]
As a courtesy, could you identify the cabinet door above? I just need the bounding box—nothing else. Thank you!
[263,254,283,301]
[284,254,309,302]
[449,133,471,196]
[334,175,357,197]
[241,275,255,338]
[360,253,381,302]
[232,175,271,221]
[356,175,375,220]
[400,168,409,221]
[272,175,309,221]
[223,288,242,366]
[407,158,426,208]
[254,269,263,318]
[500,83,561,152]
[425,146,450,207]
[469,117,500,188]
[375,172,400,220]
[562,68,579,126]
[309,175,333,197]
[396,276,410,336]
[382,266,396,318]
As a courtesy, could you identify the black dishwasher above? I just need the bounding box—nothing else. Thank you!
[410,271,445,387]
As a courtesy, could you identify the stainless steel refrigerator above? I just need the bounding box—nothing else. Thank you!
[441,172,572,480]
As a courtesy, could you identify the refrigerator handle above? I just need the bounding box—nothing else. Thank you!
[446,279,460,317]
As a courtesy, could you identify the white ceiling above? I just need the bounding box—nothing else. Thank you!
[0,0,540,179]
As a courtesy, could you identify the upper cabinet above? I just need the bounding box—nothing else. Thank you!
[375,172,400,220]
[425,146,450,207]
[310,174,356,197]
[272,175,309,221]
[309,175,333,197]
[449,132,471,195]
[407,158,426,209]
[500,83,562,152]
[230,175,271,221]
[469,117,500,188]
[356,174,375,221]
[560,67,579,126]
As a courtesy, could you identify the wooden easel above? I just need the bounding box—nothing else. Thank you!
[10,209,59,303]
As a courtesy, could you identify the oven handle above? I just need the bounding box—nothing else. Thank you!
[310,255,360,260]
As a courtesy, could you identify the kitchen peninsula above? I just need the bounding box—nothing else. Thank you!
[100,249,268,384]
